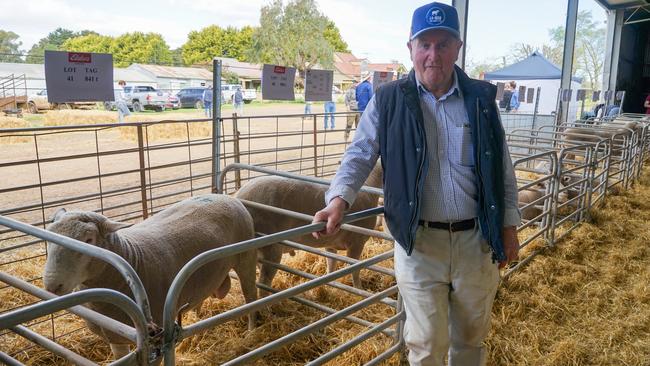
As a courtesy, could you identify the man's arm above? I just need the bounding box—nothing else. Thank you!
[498,110,521,268]
[313,97,381,238]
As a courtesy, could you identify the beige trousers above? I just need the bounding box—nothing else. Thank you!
[394,223,500,366]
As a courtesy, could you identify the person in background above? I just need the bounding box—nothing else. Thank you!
[644,94,650,114]
[509,81,520,112]
[202,86,213,118]
[324,100,336,129]
[234,87,244,116]
[312,2,520,365]
[116,80,131,123]
[355,71,373,113]
[344,81,360,140]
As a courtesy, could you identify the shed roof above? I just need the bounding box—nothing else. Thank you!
[214,57,262,79]
[129,63,213,80]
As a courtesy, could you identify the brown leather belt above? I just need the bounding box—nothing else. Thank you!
[418,218,476,232]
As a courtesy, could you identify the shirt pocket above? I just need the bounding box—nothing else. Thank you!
[451,121,475,167]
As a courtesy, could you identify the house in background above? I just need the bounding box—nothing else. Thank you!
[127,63,214,93]
[332,52,408,91]
[214,57,262,90]
[332,52,362,91]
[367,61,408,78]
[483,51,582,115]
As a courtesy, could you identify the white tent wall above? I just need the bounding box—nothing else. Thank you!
[489,78,581,117]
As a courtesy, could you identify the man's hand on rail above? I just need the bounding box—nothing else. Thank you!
[312,197,347,239]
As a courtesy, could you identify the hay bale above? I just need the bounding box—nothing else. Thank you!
[43,110,118,126]
[0,117,32,144]
[118,120,212,142]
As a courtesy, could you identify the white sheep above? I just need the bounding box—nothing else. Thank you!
[43,194,258,359]
[236,164,383,294]
[518,161,568,221]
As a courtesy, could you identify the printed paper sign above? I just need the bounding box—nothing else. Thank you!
[261,64,296,101]
[526,88,535,104]
[304,69,333,102]
[495,82,505,101]
[44,50,114,103]
[372,71,394,92]
[518,86,526,102]
[592,90,601,102]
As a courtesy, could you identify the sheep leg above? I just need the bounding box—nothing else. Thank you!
[346,244,365,288]
[325,248,338,274]
[234,250,258,330]
[258,245,282,298]
[110,343,130,359]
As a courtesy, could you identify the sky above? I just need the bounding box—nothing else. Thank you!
[0,0,609,69]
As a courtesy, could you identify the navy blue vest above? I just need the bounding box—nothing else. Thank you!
[376,67,507,261]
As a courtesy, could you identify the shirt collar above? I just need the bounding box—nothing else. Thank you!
[416,70,462,101]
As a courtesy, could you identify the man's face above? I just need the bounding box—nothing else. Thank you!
[408,30,462,92]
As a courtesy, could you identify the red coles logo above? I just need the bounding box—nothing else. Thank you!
[68,52,92,63]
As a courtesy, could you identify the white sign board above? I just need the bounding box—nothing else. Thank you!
[44,50,114,103]
[372,71,393,92]
[304,69,333,102]
[261,64,296,101]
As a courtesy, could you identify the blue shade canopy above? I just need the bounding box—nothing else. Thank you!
[484,51,582,83]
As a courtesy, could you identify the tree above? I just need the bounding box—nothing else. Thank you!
[324,20,349,52]
[181,25,254,65]
[26,28,97,63]
[171,48,184,66]
[61,34,113,54]
[248,0,334,80]
[548,10,606,89]
[465,57,502,79]
[508,42,563,67]
[110,32,173,67]
[0,30,23,62]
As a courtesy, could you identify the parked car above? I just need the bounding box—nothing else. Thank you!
[221,84,257,104]
[27,89,95,113]
[123,85,167,112]
[166,94,180,110]
[176,87,207,109]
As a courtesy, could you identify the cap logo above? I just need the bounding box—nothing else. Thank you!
[425,7,445,25]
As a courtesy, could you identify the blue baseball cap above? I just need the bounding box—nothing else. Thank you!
[410,2,460,40]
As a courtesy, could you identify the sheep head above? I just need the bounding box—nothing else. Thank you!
[43,208,130,295]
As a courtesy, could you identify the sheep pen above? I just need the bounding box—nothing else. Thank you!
[1,167,648,365]
[2,112,649,364]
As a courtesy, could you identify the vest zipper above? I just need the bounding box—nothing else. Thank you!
[409,114,427,252]
[475,98,492,245]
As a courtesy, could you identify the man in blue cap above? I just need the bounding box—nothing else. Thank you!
[312,2,520,365]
